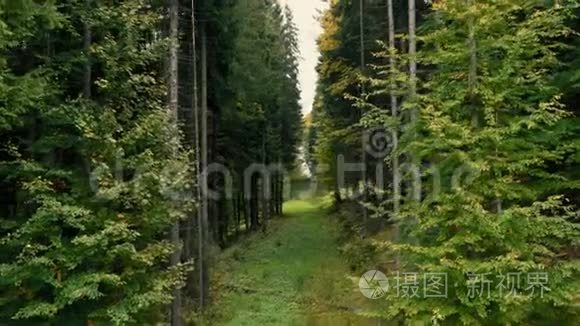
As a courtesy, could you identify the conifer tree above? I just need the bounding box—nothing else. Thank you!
[0,1,193,323]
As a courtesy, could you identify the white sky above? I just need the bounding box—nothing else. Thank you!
[280,0,328,115]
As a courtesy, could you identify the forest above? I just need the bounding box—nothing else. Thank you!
[0,0,579,325]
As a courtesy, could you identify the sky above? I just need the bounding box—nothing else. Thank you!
[280,0,328,115]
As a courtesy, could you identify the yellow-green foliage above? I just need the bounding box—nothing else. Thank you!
[377,1,580,324]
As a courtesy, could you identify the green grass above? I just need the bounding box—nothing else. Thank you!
[204,199,334,325]
[200,198,386,326]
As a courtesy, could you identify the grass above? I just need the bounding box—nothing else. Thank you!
[205,199,334,325]
[199,198,387,326]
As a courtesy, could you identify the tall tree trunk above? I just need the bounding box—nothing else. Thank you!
[274,173,279,215]
[244,188,251,232]
[168,0,181,324]
[239,176,248,232]
[274,171,281,216]
[199,18,210,308]
[408,0,417,122]
[388,0,400,216]
[408,0,421,203]
[210,108,220,244]
[261,177,269,233]
[218,195,227,247]
[270,173,276,217]
[388,0,401,267]
[271,174,276,217]
[468,1,478,129]
[83,0,92,98]
[359,0,368,223]
[235,192,241,235]
[278,172,284,214]
[189,0,209,309]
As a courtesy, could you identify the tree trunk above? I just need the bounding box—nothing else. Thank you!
[83,0,92,98]
[408,0,417,122]
[210,106,220,244]
[261,176,269,233]
[270,175,275,217]
[275,173,281,216]
[243,189,251,232]
[388,0,401,268]
[235,192,241,235]
[359,0,368,223]
[278,173,284,215]
[250,175,259,230]
[408,0,421,203]
[168,0,181,324]
[188,0,207,309]
[468,0,478,129]
[218,195,227,247]
[388,0,400,216]
[199,17,210,308]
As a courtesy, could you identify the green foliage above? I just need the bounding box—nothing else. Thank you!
[311,0,362,191]
[0,0,305,322]
[0,1,193,324]
[310,0,429,194]
[315,0,580,324]
[212,0,302,172]
[376,1,580,324]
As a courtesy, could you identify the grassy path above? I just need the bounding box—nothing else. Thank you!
[204,199,381,325]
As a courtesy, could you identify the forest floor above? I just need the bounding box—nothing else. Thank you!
[200,198,388,326]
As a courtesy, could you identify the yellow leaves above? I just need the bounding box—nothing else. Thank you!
[317,5,341,53]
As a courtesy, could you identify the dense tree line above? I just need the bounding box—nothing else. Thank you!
[309,0,429,203]
[309,0,579,324]
[0,0,302,324]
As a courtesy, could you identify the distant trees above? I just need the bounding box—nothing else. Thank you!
[309,0,429,203]
[311,0,369,200]
[206,0,302,239]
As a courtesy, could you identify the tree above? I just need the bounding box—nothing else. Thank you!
[168,0,183,324]
[0,1,193,323]
[384,1,580,323]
